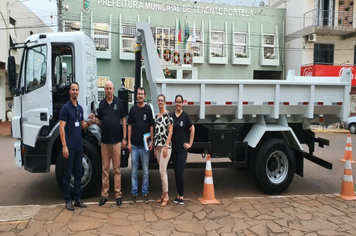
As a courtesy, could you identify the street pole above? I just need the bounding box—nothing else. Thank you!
[57,0,63,32]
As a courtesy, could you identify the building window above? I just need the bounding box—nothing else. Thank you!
[64,21,80,32]
[314,43,334,64]
[156,27,175,50]
[210,31,224,57]
[191,29,202,57]
[152,27,175,62]
[234,32,247,58]
[122,25,136,37]
[94,23,109,51]
[263,34,276,59]
[97,76,110,102]
[121,25,136,53]
[9,17,16,26]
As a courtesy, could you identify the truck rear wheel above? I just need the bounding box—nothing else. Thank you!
[55,140,101,199]
[254,138,295,194]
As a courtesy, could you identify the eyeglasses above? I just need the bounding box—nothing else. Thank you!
[158,100,165,103]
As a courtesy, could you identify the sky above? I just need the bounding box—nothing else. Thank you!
[22,0,268,32]
[22,0,57,31]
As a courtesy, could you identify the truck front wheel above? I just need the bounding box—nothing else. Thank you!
[55,140,101,199]
[254,138,295,194]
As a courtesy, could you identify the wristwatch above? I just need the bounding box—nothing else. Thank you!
[123,137,127,141]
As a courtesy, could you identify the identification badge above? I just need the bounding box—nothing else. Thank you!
[75,122,80,127]
[180,121,183,127]
[143,114,147,121]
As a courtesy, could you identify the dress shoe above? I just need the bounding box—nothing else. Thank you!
[161,198,169,207]
[74,199,87,208]
[99,198,108,206]
[65,202,74,211]
[116,198,122,206]
[156,196,163,203]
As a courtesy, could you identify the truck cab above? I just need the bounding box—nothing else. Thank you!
[8,32,101,197]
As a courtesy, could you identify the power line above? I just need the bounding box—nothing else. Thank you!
[3,23,356,52]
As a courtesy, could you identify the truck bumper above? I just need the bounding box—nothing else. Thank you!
[14,140,23,168]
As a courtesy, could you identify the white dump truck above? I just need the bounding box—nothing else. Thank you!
[8,23,352,197]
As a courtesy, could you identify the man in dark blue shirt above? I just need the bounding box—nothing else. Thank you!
[59,82,91,211]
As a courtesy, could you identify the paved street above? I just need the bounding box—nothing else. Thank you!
[1,121,356,235]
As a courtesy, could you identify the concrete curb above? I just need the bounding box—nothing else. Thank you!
[311,129,349,133]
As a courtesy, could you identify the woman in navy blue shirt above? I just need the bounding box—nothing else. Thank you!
[171,94,195,205]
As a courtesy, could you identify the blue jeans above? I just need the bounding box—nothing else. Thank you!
[63,148,83,203]
[131,145,149,196]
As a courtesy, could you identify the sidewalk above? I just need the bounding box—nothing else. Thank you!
[0,122,353,235]
[1,194,356,235]
[311,125,350,134]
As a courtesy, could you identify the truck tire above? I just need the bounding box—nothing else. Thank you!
[254,138,295,194]
[55,140,101,199]
[349,124,356,134]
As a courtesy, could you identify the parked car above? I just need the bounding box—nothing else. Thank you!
[345,116,356,134]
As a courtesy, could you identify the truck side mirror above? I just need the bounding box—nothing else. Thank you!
[7,56,17,95]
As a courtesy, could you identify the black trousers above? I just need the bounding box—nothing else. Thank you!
[171,150,187,196]
[63,148,83,203]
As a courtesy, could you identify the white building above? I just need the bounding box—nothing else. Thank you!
[0,0,53,122]
[270,0,356,115]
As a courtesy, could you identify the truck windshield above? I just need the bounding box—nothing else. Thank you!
[25,45,47,93]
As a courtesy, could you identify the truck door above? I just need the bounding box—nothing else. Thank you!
[21,43,52,147]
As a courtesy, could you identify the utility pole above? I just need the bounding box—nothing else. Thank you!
[57,0,63,32]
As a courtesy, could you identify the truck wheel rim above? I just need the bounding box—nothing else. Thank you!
[266,150,288,184]
[70,155,92,188]
[350,125,356,133]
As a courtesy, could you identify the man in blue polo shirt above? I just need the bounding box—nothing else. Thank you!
[59,82,91,211]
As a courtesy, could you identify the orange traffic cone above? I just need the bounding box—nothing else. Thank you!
[198,154,219,205]
[338,159,356,200]
[340,132,356,163]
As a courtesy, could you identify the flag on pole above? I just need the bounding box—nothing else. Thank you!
[192,21,196,43]
[178,19,182,45]
[184,20,190,47]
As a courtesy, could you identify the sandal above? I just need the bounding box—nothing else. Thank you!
[156,196,163,203]
[161,198,169,207]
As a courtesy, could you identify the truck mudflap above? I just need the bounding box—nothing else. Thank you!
[302,135,332,169]
[14,140,22,168]
[293,147,332,178]
[303,151,333,170]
